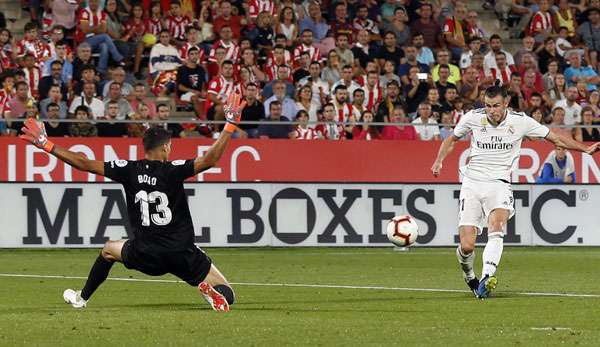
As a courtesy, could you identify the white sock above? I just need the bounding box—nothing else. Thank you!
[456,245,476,281]
[482,233,504,278]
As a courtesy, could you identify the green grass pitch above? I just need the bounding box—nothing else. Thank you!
[1,247,600,346]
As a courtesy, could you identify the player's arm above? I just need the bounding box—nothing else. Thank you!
[431,134,460,177]
[193,92,246,174]
[545,131,600,155]
[19,118,104,175]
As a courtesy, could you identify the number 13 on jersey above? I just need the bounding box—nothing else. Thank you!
[134,190,173,226]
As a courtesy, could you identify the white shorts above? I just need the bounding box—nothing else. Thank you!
[180,92,195,102]
[458,177,515,234]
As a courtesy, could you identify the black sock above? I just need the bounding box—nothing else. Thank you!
[80,255,114,300]
[214,285,235,305]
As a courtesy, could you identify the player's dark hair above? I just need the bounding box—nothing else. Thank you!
[143,127,172,151]
[485,84,508,99]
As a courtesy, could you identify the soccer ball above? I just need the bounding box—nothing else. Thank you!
[142,33,157,47]
[386,215,419,247]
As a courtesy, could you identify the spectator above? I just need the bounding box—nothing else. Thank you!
[69,105,98,137]
[206,59,238,123]
[39,84,67,119]
[538,38,567,74]
[258,100,293,139]
[290,109,320,140]
[75,0,125,76]
[39,60,68,101]
[381,106,417,140]
[432,49,461,85]
[213,0,244,40]
[329,2,355,43]
[42,41,73,84]
[0,73,15,118]
[176,46,207,118]
[379,60,401,87]
[0,28,17,72]
[426,87,444,121]
[404,66,431,114]
[21,54,41,99]
[382,6,411,47]
[72,43,95,82]
[331,84,358,137]
[333,33,354,67]
[44,102,69,137]
[316,103,345,140]
[105,0,136,59]
[410,3,442,49]
[548,73,567,104]
[16,22,50,68]
[196,3,215,48]
[353,110,381,140]
[459,67,481,105]
[239,83,264,138]
[413,33,435,67]
[542,59,562,91]
[164,0,192,44]
[442,4,467,61]
[564,51,599,91]
[51,0,80,33]
[517,53,544,90]
[277,6,299,48]
[583,90,600,117]
[97,100,128,137]
[330,65,361,101]
[69,81,104,119]
[129,83,157,119]
[293,29,321,67]
[298,61,329,109]
[484,35,515,72]
[352,88,367,116]
[521,69,544,104]
[239,47,267,83]
[535,145,576,183]
[5,81,31,121]
[554,86,583,125]
[412,102,440,140]
[103,66,133,98]
[575,106,600,141]
[295,85,319,126]
[103,82,134,120]
[262,65,294,99]
[439,112,456,140]
[153,103,184,138]
[353,4,380,42]
[149,30,182,96]
[376,31,404,72]
[264,80,298,121]
[321,50,342,86]
[72,64,102,97]
[528,0,553,44]
[486,52,515,86]
[292,51,311,82]
[459,37,482,70]
[251,12,275,55]
[553,0,577,38]
[440,86,459,114]
[124,4,151,79]
[464,10,487,42]
[298,1,329,42]
[436,64,458,103]
[247,0,276,25]
[360,70,383,110]
[549,106,574,139]
[577,8,600,69]
[127,103,151,137]
[375,80,402,126]
[398,44,429,86]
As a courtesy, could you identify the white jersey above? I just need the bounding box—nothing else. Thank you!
[454,108,550,182]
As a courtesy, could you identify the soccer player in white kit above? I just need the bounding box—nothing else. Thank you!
[431,85,600,298]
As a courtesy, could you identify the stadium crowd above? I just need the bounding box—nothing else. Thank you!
[1,0,600,140]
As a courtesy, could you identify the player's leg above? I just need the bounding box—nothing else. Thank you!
[456,181,484,295]
[456,225,479,295]
[63,240,126,308]
[477,181,513,298]
[199,264,236,310]
[481,208,510,279]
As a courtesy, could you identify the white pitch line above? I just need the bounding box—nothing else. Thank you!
[530,327,572,331]
[1,273,599,298]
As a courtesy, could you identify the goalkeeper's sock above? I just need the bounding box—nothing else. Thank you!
[80,254,114,301]
[482,233,504,278]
